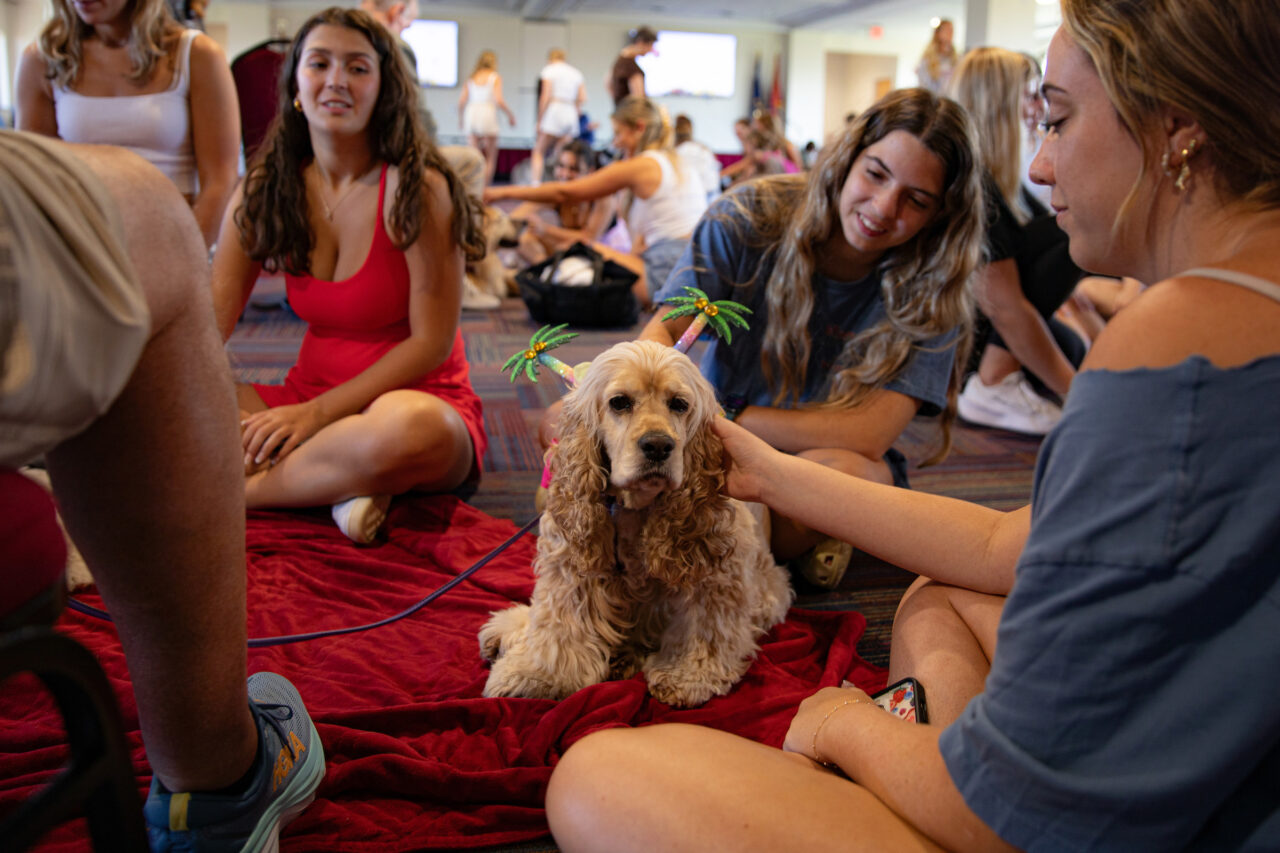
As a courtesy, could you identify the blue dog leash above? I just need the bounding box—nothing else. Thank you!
[65,515,539,648]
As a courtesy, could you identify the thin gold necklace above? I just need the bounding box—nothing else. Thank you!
[313,163,377,221]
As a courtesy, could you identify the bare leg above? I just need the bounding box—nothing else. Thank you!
[976,343,1020,386]
[888,576,1004,726]
[240,388,474,508]
[529,132,549,185]
[547,724,943,853]
[475,135,499,187]
[44,145,257,791]
[769,447,894,561]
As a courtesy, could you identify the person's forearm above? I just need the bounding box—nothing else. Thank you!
[639,307,686,345]
[493,184,567,205]
[821,706,1012,852]
[736,404,898,458]
[989,299,1075,396]
[757,452,1022,592]
[191,177,236,249]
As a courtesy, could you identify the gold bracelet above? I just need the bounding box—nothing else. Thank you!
[810,697,867,767]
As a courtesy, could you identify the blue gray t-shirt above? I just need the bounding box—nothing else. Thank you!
[940,355,1280,850]
[653,190,957,416]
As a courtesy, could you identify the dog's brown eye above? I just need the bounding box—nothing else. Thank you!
[668,396,689,414]
[608,395,632,412]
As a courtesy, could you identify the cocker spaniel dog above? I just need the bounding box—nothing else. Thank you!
[479,340,792,707]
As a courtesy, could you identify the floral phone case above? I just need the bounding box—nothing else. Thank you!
[870,677,928,724]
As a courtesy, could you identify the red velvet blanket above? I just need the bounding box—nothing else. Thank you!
[0,497,885,851]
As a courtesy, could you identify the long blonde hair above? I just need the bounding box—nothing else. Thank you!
[721,88,983,464]
[950,47,1037,223]
[920,19,956,81]
[471,50,497,77]
[611,96,676,159]
[38,0,180,88]
[1062,0,1280,217]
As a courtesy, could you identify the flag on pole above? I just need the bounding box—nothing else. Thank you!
[769,53,784,118]
[751,53,764,114]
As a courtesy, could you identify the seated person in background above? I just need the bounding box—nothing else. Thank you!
[752,111,804,172]
[1,130,323,850]
[950,47,1087,435]
[673,113,722,204]
[717,117,756,187]
[212,9,488,544]
[544,2,1280,848]
[510,140,615,267]
[15,0,240,247]
[485,97,708,308]
[537,89,984,590]
[723,129,786,188]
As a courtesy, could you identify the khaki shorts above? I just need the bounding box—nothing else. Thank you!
[0,131,150,468]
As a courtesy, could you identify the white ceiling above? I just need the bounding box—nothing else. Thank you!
[414,0,891,29]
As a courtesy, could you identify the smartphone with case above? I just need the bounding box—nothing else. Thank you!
[871,677,928,724]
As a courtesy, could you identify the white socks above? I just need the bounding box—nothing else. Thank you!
[331,495,391,544]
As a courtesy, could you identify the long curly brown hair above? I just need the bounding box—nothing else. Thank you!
[236,7,484,274]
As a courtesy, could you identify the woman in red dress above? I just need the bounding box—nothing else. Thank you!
[212,8,487,542]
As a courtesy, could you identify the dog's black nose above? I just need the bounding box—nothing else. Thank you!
[639,431,675,463]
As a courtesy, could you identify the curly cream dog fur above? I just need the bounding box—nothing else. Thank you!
[479,340,792,707]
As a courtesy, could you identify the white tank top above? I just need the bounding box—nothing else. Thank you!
[467,75,496,105]
[628,150,708,246]
[53,30,198,195]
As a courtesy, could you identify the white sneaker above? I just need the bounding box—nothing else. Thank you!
[957,372,1062,436]
[461,278,501,311]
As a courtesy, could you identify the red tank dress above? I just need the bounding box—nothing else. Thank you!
[253,165,487,470]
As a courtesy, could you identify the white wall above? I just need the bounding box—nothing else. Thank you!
[2,0,50,122]
[822,52,898,141]
[786,0,964,150]
[3,0,1056,147]
[211,3,787,154]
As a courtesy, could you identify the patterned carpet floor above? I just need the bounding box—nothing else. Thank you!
[228,294,1043,671]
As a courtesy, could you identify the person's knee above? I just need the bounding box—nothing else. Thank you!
[546,728,645,840]
[364,394,472,486]
[538,399,565,451]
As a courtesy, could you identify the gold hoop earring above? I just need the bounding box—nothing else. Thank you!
[293,97,303,112]
[1174,138,1200,192]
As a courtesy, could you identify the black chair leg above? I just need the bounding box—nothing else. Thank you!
[0,628,149,852]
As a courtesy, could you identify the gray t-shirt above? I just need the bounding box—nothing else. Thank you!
[941,355,1280,850]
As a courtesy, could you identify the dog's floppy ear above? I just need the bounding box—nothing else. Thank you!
[547,372,612,556]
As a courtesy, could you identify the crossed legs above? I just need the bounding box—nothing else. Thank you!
[237,386,474,509]
[547,724,944,852]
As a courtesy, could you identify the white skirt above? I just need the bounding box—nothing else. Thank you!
[463,102,499,138]
[538,101,579,138]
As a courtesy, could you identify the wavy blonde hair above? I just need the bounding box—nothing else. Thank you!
[920,18,957,81]
[721,88,984,464]
[471,50,497,76]
[612,96,676,160]
[950,47,1037,224]
[38,0,181,88]
[1062,0,1280,218]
